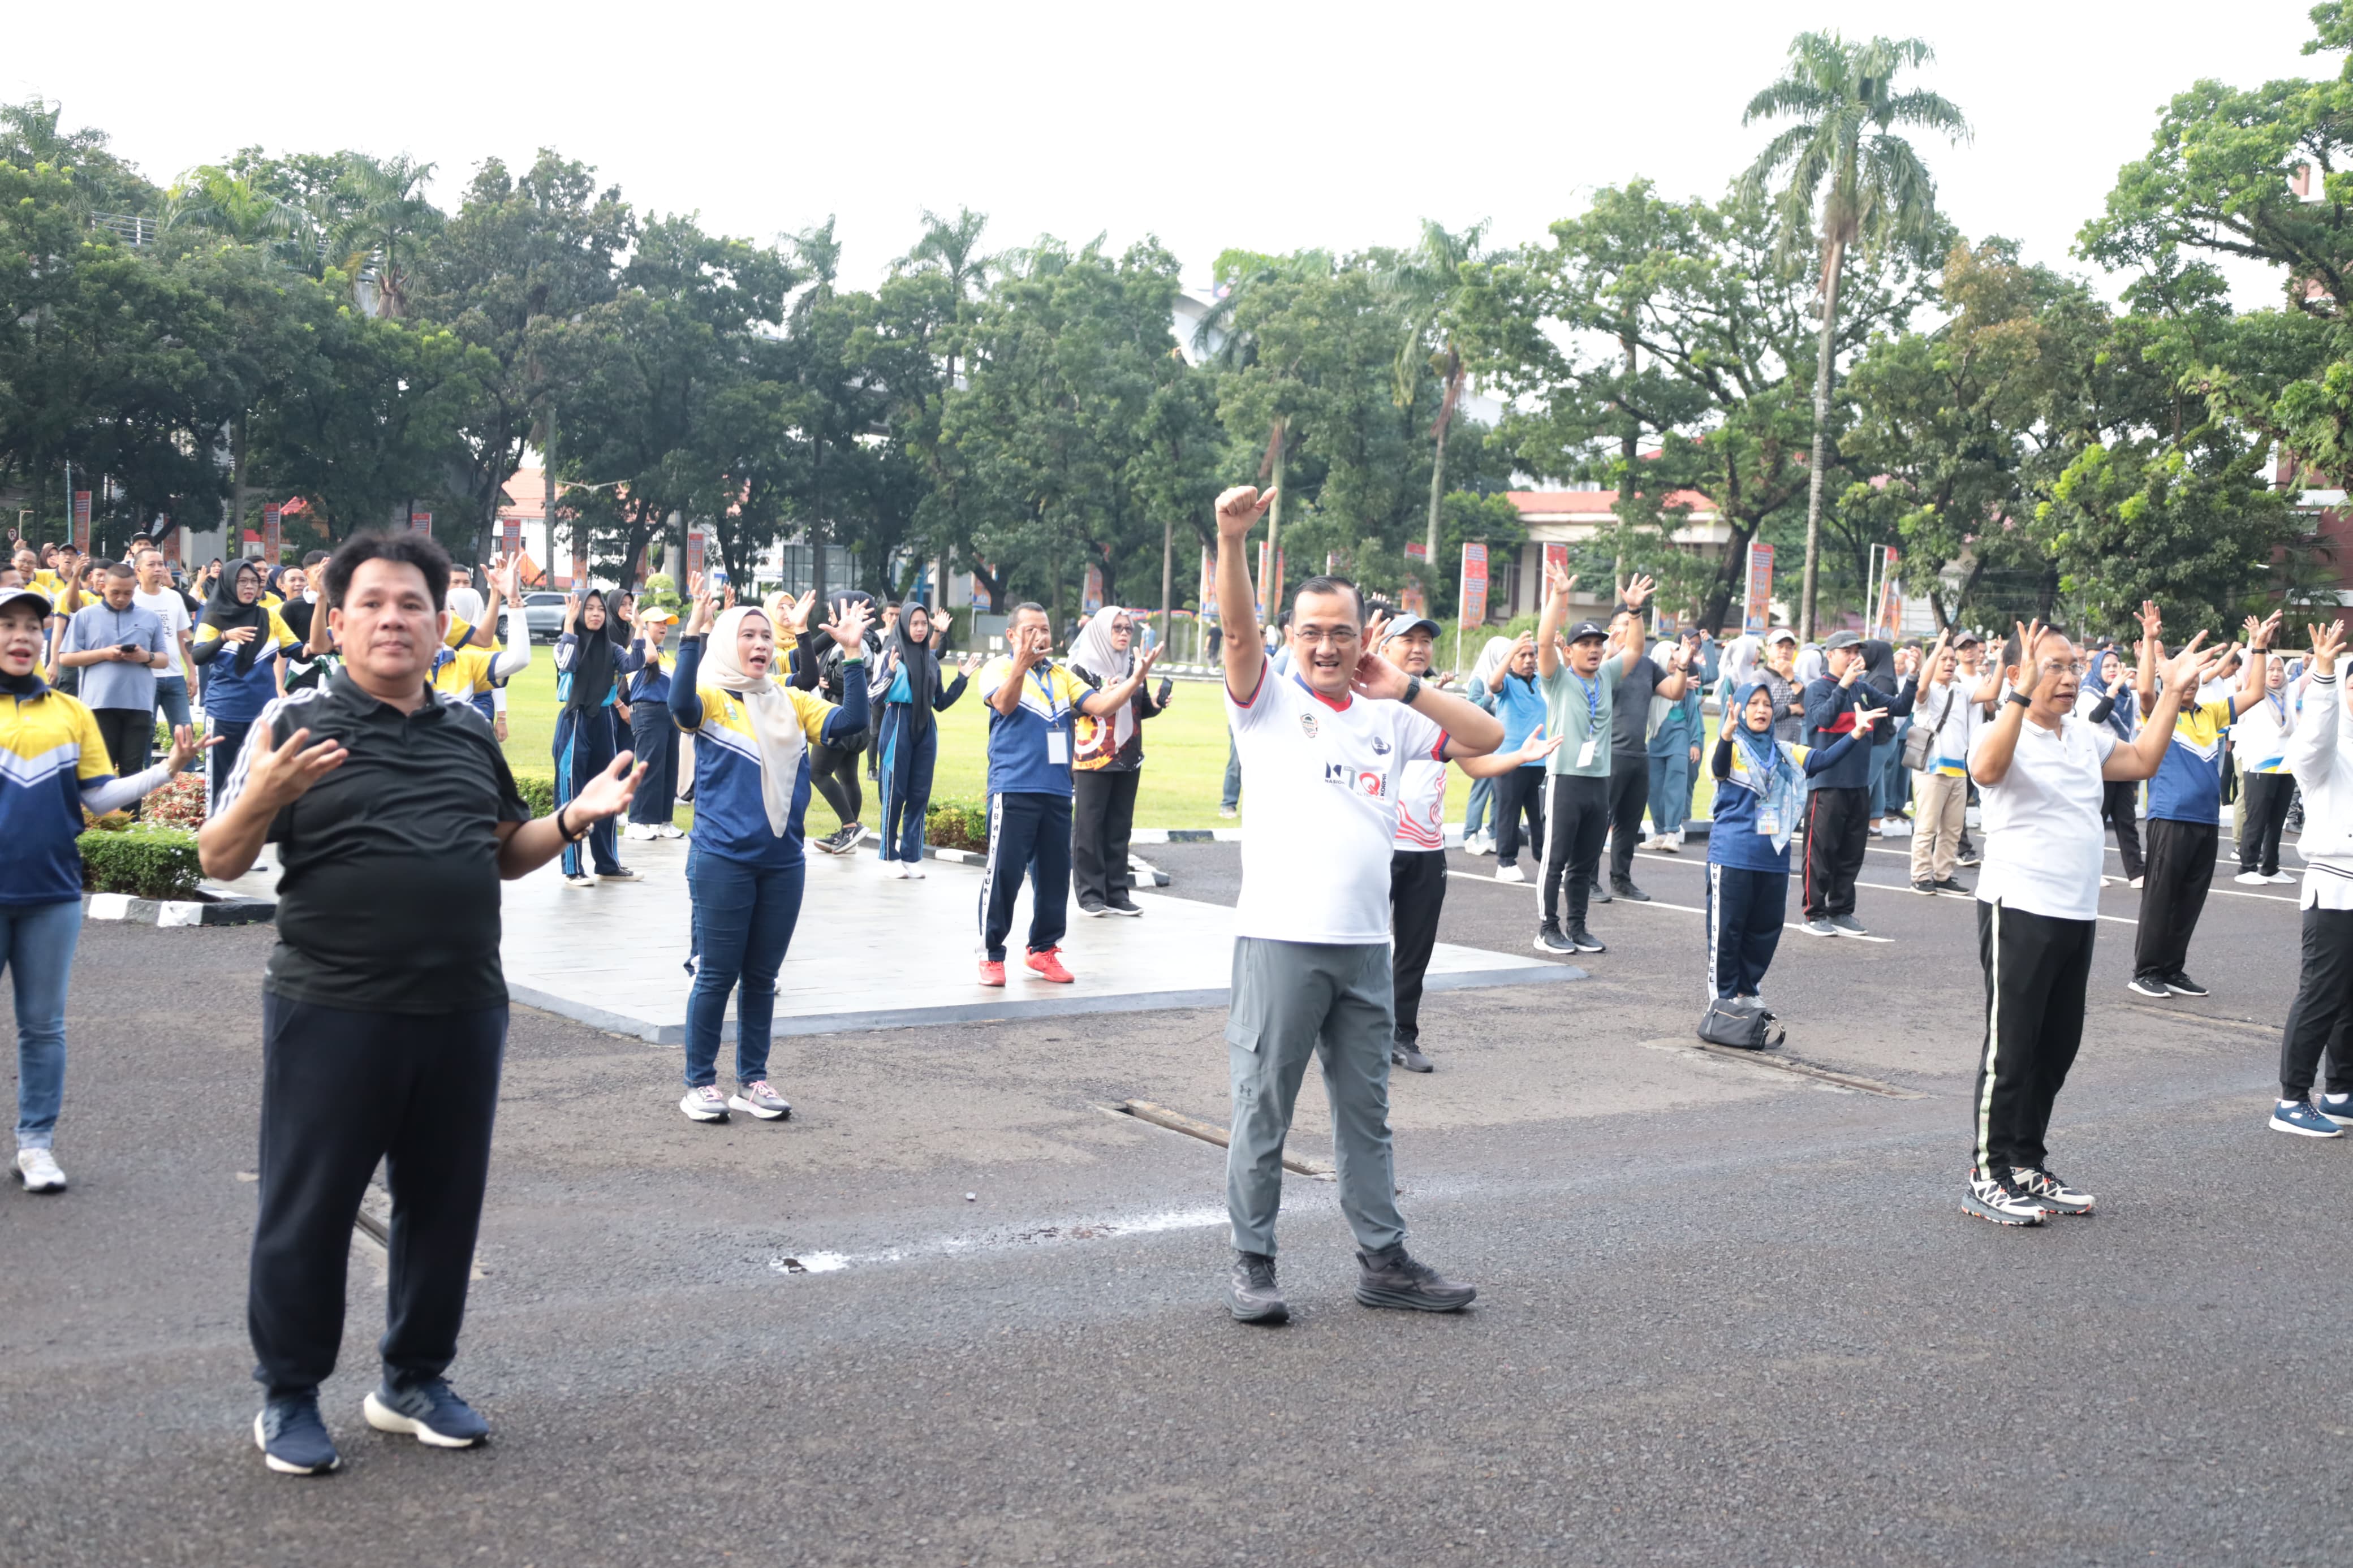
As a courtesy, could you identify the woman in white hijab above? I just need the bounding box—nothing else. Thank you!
[666,576,873,1126]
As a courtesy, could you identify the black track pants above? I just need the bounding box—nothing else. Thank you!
[1971,900,2095,1178]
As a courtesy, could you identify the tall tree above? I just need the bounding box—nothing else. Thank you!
[1385,219,1491,566]
[1738,32,1968,637]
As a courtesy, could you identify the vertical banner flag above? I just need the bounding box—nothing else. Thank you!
[408,509,432,535]
[1874,547,1903,638]
[971,568,993,612]
[570,526,587,589]
[1402,539,1428,616]
[262,503,282,564]
[72,491,91,554]
[1459,541,1489,625]
[162,525,181,567]
[1082,563,1104,615]
[1198,543,1216,617]
[1542,541,1570,580]
[684,528,706,585]
[501,518,522,559]
[1742,541,1774,636]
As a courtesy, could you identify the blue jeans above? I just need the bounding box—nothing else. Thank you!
[1222,731,1242,811]
[153,674,191,732]
[1871,737,1906,817]
[5,900,80,1150]
[1462,774,1494,841]
[684,852,805,1088]
[1648,749,1693,835]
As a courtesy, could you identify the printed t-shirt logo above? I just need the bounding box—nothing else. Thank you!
[1371,737,1391,755]
[1299,712,1320,738]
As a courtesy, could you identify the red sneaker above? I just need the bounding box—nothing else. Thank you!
[977,959,1006,987]
[1024,947,1075,983]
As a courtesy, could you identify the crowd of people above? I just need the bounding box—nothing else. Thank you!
[2,508,2343,1470]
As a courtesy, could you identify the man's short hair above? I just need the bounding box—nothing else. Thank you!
[1010,601,1048,622]
[1290,574,1363,623]
[135,547,163,565]
[324,530,451,612]
[103,561,135,582]
[302,550,329,568]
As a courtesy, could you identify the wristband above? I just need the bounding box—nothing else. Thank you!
[1402,674,1423,706]
[2006,692,2033,709]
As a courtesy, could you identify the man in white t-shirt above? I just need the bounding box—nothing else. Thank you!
[1211,485,1503,1323]
[1963,620,2214,1225]
[133,547,196,733]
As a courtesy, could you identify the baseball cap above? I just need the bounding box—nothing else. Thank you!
[1824,630,1863,651]
[1765,627,1798,646]
[0,585,54,620]
[1953,629,1983,647]
[1380,614,1442,643]
[1566,617,1610,642]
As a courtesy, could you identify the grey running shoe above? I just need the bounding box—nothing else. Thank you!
[1391,1044,1434,1074]
[1354,1244,1476,1312]
[679,1085,730,1123]
[1610,879,1651,903]
[1962,1169,2050,1226]
[1533,925,1575,956]
[729,1080,792,1121]
[1800,917,1838,938]
[1227,1251,1288,1324]
[2011,1165,2095,1215]
[1589,879,1613,904]
[1567,925,1607,954]
[1829,914,1868,937]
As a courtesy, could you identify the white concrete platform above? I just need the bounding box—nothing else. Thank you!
[491,838,1581,1043]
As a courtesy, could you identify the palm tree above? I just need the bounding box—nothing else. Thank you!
[1739,32,1967,638]
[1384,219,1490,572]
[318,153,438,318]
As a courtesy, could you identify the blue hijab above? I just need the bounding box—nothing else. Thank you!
[2082,653,2136,740]
[1733,680,1805,856]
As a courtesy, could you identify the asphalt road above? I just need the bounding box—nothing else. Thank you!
[5,820,2347,1567]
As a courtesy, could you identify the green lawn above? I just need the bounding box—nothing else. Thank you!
[499,656,1721,835]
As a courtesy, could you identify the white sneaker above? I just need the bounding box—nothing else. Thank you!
[1495,864,1525,883]
[882,860,908,879]
[679,1085,730,1123]
[2272,871,2300,884]
[656,824,686,839]
[16,1147,65,1192]
[2233,871,2269,885]
[2128,876,2145,889]
[622,823,649,841]
[1657,835,1680,853]
[563,872,597,888]
[728,1080,792,1121]
[906,861,926,879]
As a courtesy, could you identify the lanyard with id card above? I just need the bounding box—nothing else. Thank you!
[1575,670,1604,768]
[1033,666,1071,766]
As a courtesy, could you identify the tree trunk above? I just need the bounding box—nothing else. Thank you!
[1799,237,1846,643]
[1617,331,1640,585]
[1159,511,1174,656]
[1423,361,1460,566]
[808,431,828,607]
[229,416,249,563]
[1266,422,1288,616]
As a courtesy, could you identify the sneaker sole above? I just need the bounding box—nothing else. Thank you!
[1228,1298,1290,1325]
[1024,971,1075,984]
[1076,905,1110,917]
[1570,941,1606,954]
[2023,1194,2096,1215]
[680,1103,730,1124]
[727,1096,791,1121]
[1531,935,1574,955]
[2126,982,2171,999]
[2269,1115,2345,1138]
[1103,904,1143,916]
[1799,924,1838,938]
[2164,984,2210,998]
[1354,1284,1477,1312]
[253,1413,340,1474]
[16,1172,64,1193]
[363,1392,484,1449]
[1960,1195,2047,1226]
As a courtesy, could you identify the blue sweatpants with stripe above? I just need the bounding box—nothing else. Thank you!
[554,706,623,878]
[1705,862,1785,1000]
[874,705,937,864]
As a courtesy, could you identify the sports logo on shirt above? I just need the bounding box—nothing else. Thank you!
[1325,761,1385,797]
[1299,712,1320,738]
[1371,737,1391,755]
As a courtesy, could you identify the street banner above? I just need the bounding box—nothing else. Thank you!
[685,528,705,584]
[1743,541,1774,637]
[1874,547,1903,638]
[408,509,432,535]
[72,491,90,554]
[262,503,281,564]
[1459,541,1489,627]
[1254,541,1285,617]
[971,568,992,612]
[502,518,522,558]
[1083,564,1104,615]
[1199,544,1216,617]
[1402,539,1427,617]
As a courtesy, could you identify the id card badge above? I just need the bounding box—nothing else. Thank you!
[1576,738,1598,768]
[1046,728,1069,766]
[1756,805,1781,837]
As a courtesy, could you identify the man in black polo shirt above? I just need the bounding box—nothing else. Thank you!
[200,531,641,1476]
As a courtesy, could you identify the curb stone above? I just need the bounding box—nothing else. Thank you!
[82,889,277,927]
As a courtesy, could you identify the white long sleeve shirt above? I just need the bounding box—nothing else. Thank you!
[2286,672,2353,910]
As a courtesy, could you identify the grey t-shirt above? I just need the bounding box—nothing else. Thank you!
[62,599,167,711]
[1539,657,1626,777]
[1610,656,1662,754]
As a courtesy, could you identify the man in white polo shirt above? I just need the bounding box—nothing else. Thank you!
[1964,619,2217,1225]
[1211,484,1503,1323]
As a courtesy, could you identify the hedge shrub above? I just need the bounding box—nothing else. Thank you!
[516,775,557,818]
[79,825,205,900]
[924,799,990,853]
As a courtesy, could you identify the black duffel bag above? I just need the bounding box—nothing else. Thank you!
[1697,997,1785,1051]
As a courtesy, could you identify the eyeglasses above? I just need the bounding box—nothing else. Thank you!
[1292,626,1361,647]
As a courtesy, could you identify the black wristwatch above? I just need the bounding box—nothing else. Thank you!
[2006,691,2033,709]
[1402,674,1423,706]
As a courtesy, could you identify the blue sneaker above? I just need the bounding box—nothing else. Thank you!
[2269,1099,2345,1139]
[254,1393,341,1475]
[363,1377,489,1448]
[2321,1094,2353,1128]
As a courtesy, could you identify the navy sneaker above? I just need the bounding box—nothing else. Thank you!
[254,1393,340,1475]
[2320,1093,2353,1128]
[363,1377,489,1448]
[2269,1099,2345,1139]
[2126,974,2171,999]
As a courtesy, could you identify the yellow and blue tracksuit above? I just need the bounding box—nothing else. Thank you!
[430,643,502,722]
[191,610,301,805]
[624,645,679,827]
[2135,696,2237,984]
[976,656,1087,963]
[1706,713,1858,1001]
[872,652,968,864]
[668,636,868,1091]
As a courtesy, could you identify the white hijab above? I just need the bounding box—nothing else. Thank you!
[1070,609,1139,751]
[704,606,805,837]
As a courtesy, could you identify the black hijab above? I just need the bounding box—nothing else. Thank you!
[890,596,939,740]
[565,590,624,712]
[201,559,269,675]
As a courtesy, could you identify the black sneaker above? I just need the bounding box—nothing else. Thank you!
[1912,879,1937,895]
[1354,1243,1476,1312]
[1589,879,1612,904]
[364,1376,489,1448]
[1391,1044,1434,1074]
[2126,974,2171,999]
[1934,878,1970,895]
[1104,897,1144,917]
[1076,897,1109,918]
[1227,1250,1288,1324]
[1962,1168,2049,1227]
[817,823,866,856]
[1567,925,1607,953]
[1533,925,1576,956]
[255,1392,341,1475]
[1610,879,1651,902]
[2164,970,2210,998]
[1956,847,1981,868]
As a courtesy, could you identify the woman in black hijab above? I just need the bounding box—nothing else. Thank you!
[189,558,297,804]
[553,587,643,886]
[793,590,881,855]
[868,599,978,876]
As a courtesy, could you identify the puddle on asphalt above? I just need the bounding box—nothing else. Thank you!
[767,1204,1229,1278]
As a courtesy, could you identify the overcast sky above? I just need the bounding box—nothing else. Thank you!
[8,1,2325,303]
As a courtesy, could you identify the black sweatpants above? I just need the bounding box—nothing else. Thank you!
[809,731,867,826]
[2101,779,2144,880]
[1388,849,1447,1049]
[1492,765,1546,869]
[2239,773,2295,876]
[1972,901,2096,1178]
[1803,784,1871,920]
[1537,773,1609,931]
[1706,862,1786,1000]
[1072,768,1140,909]
[2135,818,2217,980]
[92,706,154,817]
[2279,905,2353,1100]
[981,791,1072,962]
[248,995,506,1399]
[1605,754,1649,884]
